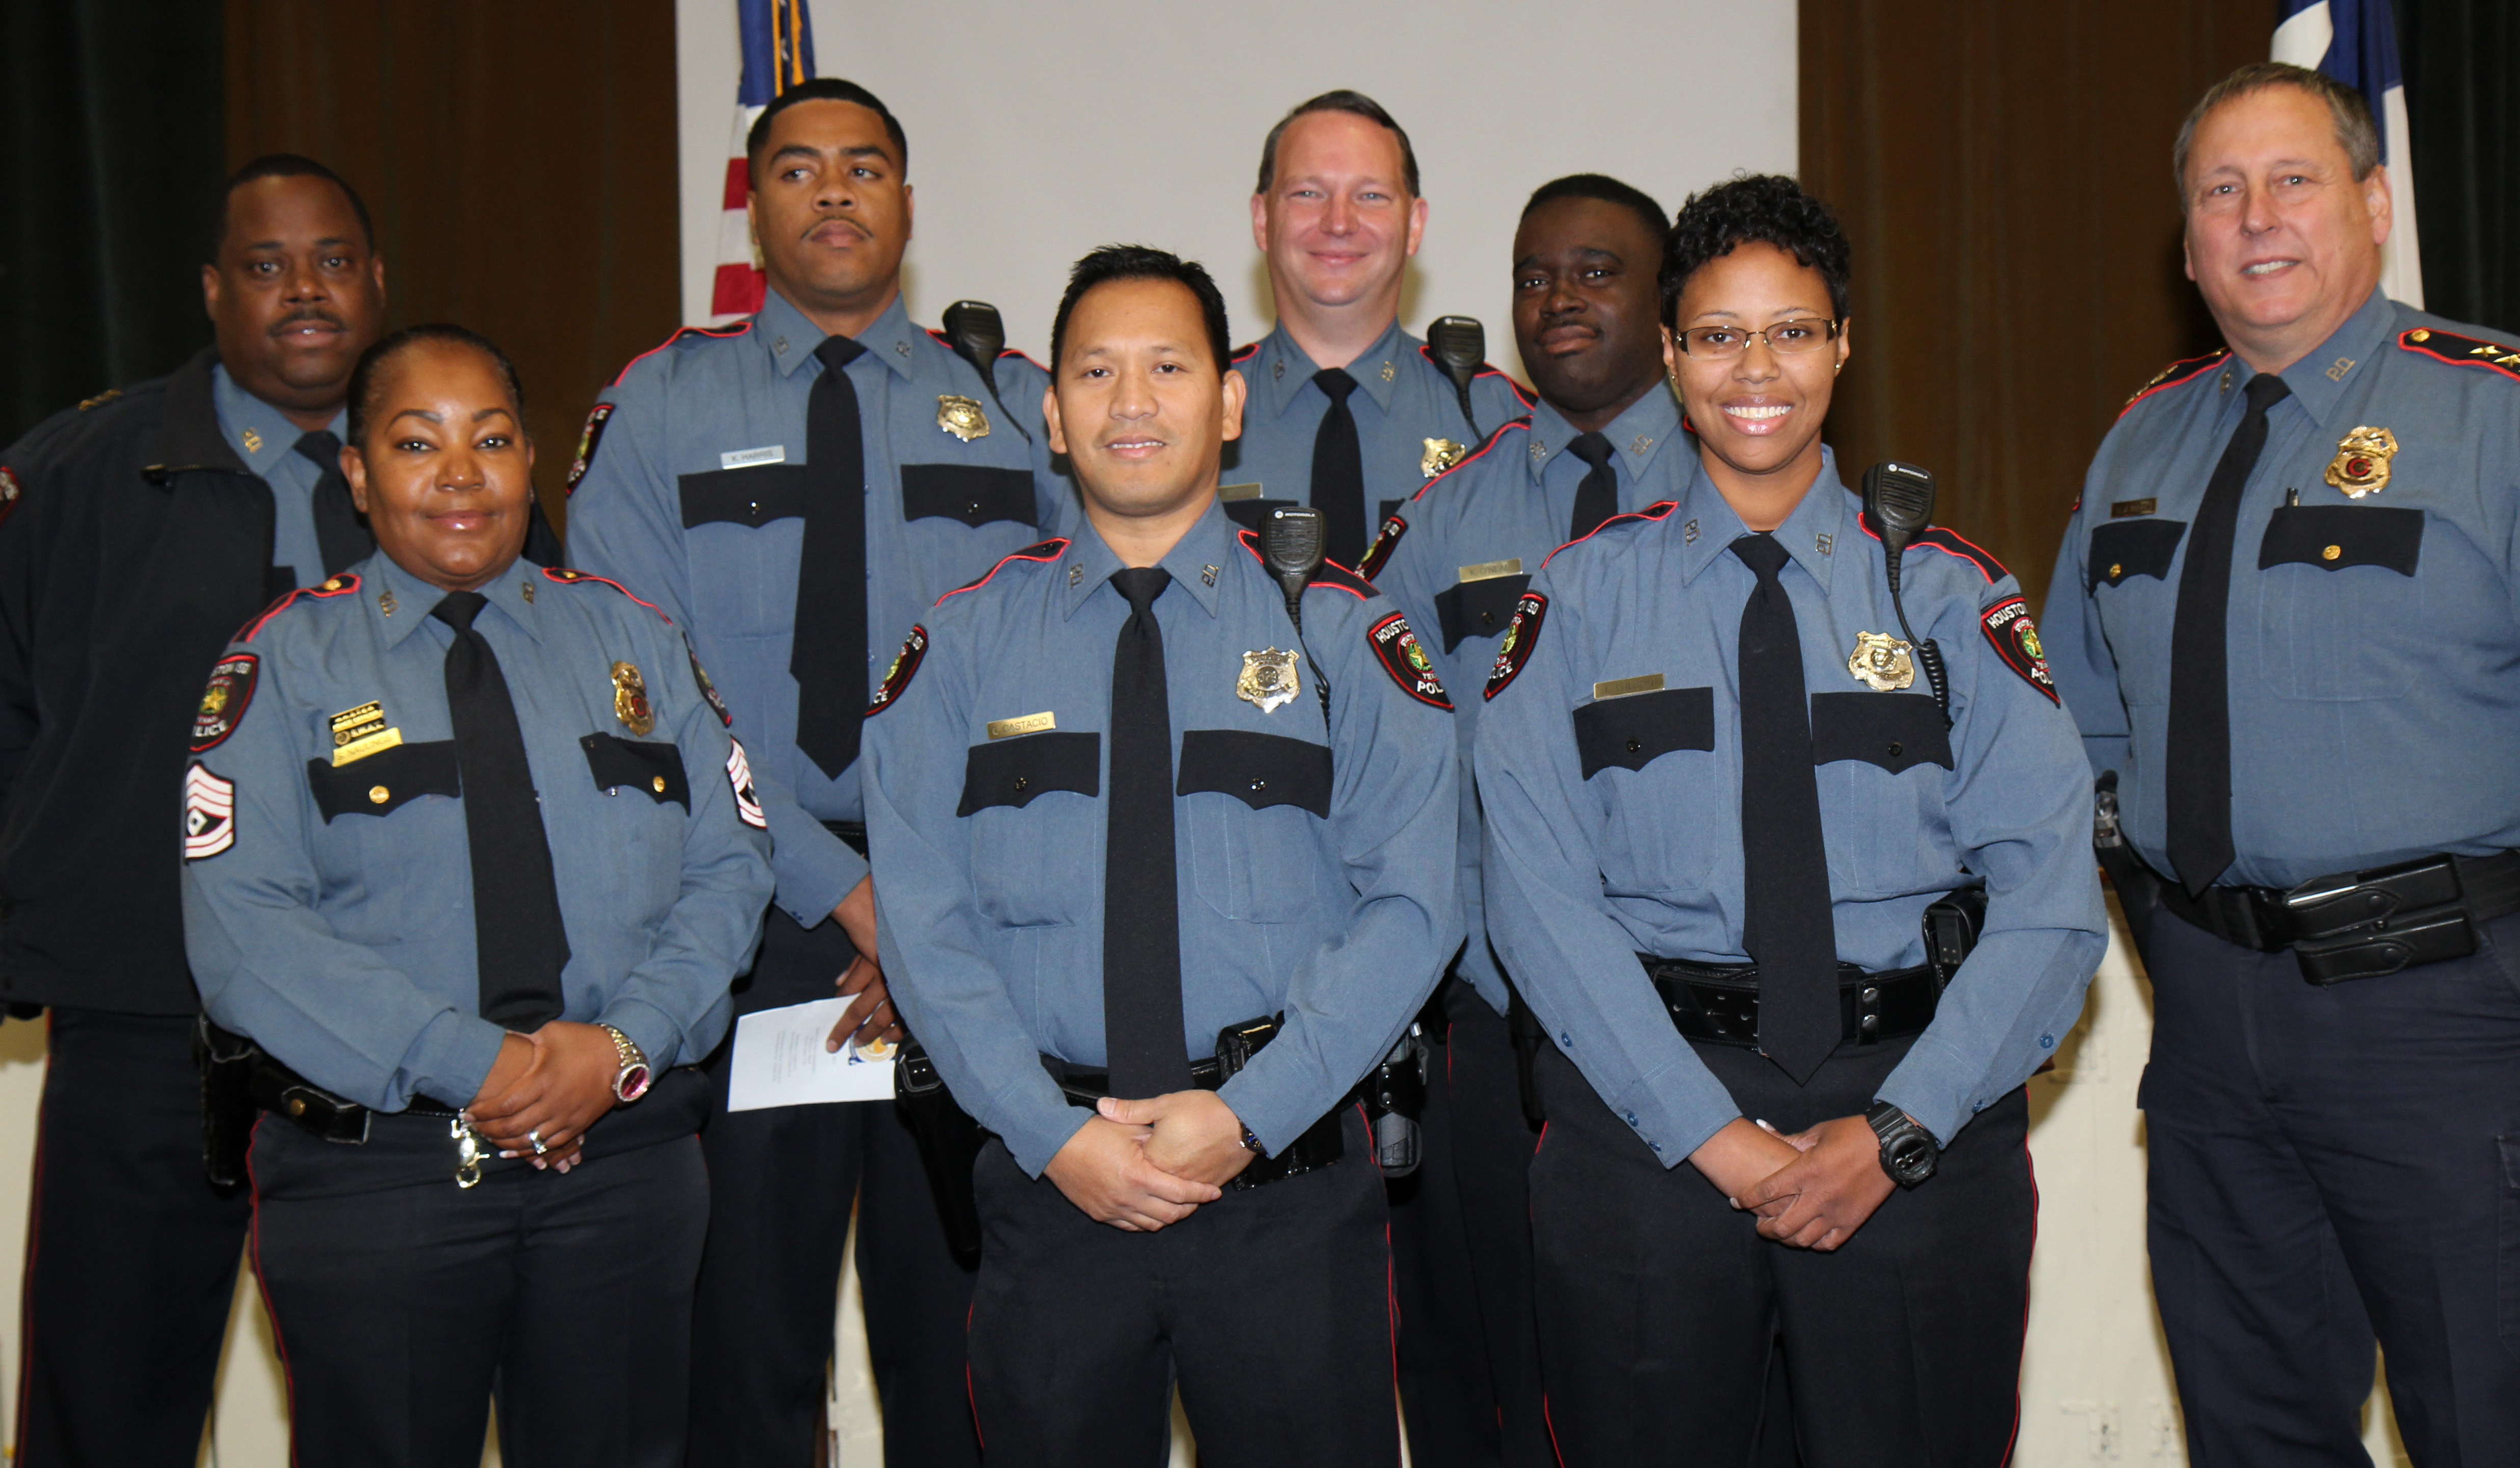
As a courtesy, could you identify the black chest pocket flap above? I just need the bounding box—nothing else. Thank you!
[959,731,1100,816]
[2257,504,2423,575]
[581,733,689,807]
[1435,573,1532,653]
[2088,518,2186,587]
[679,464,812,529]
[1176,729,1333,818]
[305,740,460,822]
[902,464,1035,529]
[1808,692,1952,774]
[1572,686,1714,779]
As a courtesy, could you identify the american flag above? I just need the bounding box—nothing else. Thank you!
[2273,0,2423,308]
[707,0,819,325]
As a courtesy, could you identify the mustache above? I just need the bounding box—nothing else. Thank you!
[271,306,346,337]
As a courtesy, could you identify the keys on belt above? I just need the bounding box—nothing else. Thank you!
[2159,849,2520,985]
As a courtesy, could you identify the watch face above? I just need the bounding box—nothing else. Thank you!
[1888,1133,1935,1181]
[617,1063,652,1103]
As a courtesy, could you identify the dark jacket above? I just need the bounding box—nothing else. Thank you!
[0,349,558,1013]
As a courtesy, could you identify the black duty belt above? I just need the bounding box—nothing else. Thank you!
[1636,887,1984,1052]
[1038,1050,1345,1190]
[822,819,869,858]
[246,1047,457,1144]
[2158,849,2520,985]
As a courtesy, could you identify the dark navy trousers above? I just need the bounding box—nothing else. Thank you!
[2142,905,2520,1466]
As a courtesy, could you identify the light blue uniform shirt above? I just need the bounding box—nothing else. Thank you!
[210,363,340,590]
[1224,319,1532,554]
[1369,384,1690,1012]
[1475,452,2105,1156]
[2043,289,2520,888]
[566,290,1069,930]
[862,499,1462,1176]
[179,552,773,1112]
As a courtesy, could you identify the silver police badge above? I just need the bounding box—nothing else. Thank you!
[1847,631,1916,692]
[936,394,990,442]
[1237,648,1301,713]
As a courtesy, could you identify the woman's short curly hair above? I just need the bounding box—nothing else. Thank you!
[1659,173,1852,327]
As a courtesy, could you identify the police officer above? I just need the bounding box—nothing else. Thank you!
[563,78,1062,1467]
[1476,175,2105,1466]
[2042,64,2520,1463]
[1368,172,1676,1467]
[179,324,771,1466]
[862,245,1459,1464]
[1229,90,1530,568]
[0,155,457,1466]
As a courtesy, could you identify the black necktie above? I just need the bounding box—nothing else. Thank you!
[1730,534,1839,1085]
[1567,431,1618,542]
[793,334,871,778]
[1310,368,1366,567]
[2165,371,2291,895]
[1103,567,1190,1098]
[431,591,570,1029]
[291,429,373,577]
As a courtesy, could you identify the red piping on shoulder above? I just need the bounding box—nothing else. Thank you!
[1410,419,1529,504]
[237,573,362,643]
[2115,350,2227,420]
[1538,501,1678,571]
[1852,511,2004,584]
[1233,530,1370,595]
[607,320,752,388]
[937,539,1070,606]
[1230,340,1261,364]
[542,567,671,619]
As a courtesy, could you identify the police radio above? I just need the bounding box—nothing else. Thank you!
[1860,460,1951,725]
[940,299,1031,443]
[1425,315,1488,440]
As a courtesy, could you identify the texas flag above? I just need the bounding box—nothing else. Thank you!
[707,0,819,324]
[2274,0,2423,307]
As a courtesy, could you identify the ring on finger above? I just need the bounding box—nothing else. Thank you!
[529,1130,547,1156]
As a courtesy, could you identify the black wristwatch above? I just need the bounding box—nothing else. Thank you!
[1866,1100,1939,1187]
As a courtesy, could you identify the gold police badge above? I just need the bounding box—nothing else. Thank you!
[1847,631,1916,692]
[936,394,990,442]
[2323,425,2398,498]
[1236,648,1301,713]
[612,661,654,736]
[1421,437,1466,477]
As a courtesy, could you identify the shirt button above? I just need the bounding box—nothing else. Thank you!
[1622,1111,1639,1126]
[1625,738,1641,752]
[1249,779,1267,793]
[1013,776,1029,792]
[1559,1031,1573,1048]
[1887,741,1902,757]
[2322,544,2342,561]
[652,776,668,794]
[1650,1141,1663,1154]
[368,785,389,804]
[2110,562,2122,578]
[2039,1033,2056,1049]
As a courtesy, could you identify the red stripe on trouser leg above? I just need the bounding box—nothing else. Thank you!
[13,1013,49,1461]
[244,1116,305,1468]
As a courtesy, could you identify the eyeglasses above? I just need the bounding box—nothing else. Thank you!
[1674,319,1840,359]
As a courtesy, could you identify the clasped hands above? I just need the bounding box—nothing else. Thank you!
[1690,1113,1901,1252]
[1044,1090,1255,1231]
[464,1023,622,1175]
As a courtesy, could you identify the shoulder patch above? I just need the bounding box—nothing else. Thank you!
[542,567,671,620]
[608,321,752,387]
[237,572,361,643]
[686,638,732,727]
[726,738,768,829]
[1357,511,1409,581]
[1368,611,1452,710]
[189,653,259,751]
[866,625,928,716]
[1539,500,1678,571]
[182,762,237,860]
[564,402,615,495]
[1483,591,1549,701]
[2398,326,2520,381]
[1980,595,2058,703]
[938,538,1070,605]
[2119,349,2229,418]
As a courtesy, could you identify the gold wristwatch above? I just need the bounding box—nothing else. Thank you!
[599,1024,652,1103]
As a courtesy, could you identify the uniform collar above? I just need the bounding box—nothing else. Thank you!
[1249,318,1410,418]
[1674,444,1848,590]
[366,550,545,649]
[1060,496,1238,621]
[143,349,250,479]
[755,289,922,382]
[1526,382,1683,484]
[211,363,347,479]
[2269,286,2395,429]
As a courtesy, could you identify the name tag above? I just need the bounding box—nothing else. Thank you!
[2111,498,2158,518]
[721,444,787,470]
[1218,483,1265,501]
[1592,673,1666,700]
[1457,558,1524,582]
[986,711,1056,740]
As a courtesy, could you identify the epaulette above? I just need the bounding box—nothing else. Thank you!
[1853,512,2006,585]
[77,388,121,412]
[236,572,361,643]
[1416,345,1535,409]
[2118,348,2228,418]
[1538,500,1678,570]
[541,566,673,621]
[920,327,1047,374]
[1230,341,1261,365]
[937,538,1070,605]
[1234,530,1372,597]
[2398,326,2520,382]
[1410,417,1529,505]
[606,320,753,387]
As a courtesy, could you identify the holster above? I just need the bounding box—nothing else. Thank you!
[1360,1027,1429,1176]
[894,1037,985,1266]
[196,1017,257,1191]
[2092,770,2161,963]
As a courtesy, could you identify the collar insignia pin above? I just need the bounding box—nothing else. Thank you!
[378,588,397,616]
[241,427,262,454]
[1201,564,1218,587]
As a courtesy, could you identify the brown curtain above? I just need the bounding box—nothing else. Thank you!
[1799,0,2273,613]
[223,0,684,541]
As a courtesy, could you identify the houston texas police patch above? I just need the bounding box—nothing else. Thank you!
[190,654,259,751]
[1357,511,1409,581]
[865,625,928,716]
[182,762,236,860]
[1484,592,1548,701]
[1368,611,1451,710]
[1980,595,2058,703]
[565,402,615,493]
[727,738,767,828]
